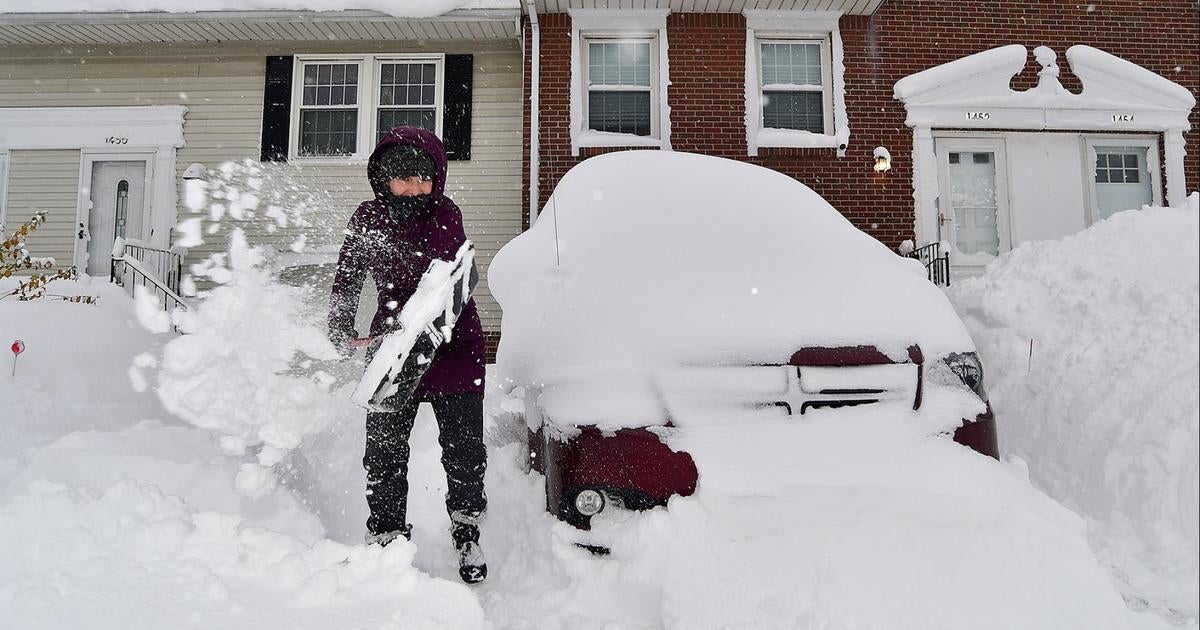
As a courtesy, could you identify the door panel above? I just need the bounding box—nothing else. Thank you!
[948,151,1000,256]
[935,138,1011,267]
[87,161,147,276]
[1092,145,1153,220]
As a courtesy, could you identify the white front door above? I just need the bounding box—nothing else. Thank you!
[84,159,150,276]
[1088,143,1158,222]
[935,138,1011,267]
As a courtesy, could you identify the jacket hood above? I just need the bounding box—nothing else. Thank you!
[367,126,450,202]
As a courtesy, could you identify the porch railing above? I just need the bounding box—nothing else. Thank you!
[901,241,951,287]
[110,237,188,326]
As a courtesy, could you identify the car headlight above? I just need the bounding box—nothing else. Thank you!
[574,489,605,517]
[944,352,988,401]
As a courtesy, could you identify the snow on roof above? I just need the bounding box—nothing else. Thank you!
[489,151,972,424]
[894,44,1195,113]
[0,0,518,17]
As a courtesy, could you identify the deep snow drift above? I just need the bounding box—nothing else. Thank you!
[949,201,1200,624]
[1,170,1193,629]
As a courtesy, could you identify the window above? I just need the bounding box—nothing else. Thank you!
[585,39,654,136]
[1085,139,1159,223]
[1094,150,1141,184]
[759,41,829,134]
[377,61,438,142]
[744,11,847,156]
[291,55,443,160]
[298,62,360,156]
[568,9,669,156]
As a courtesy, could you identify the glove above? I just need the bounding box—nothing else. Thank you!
[328,327,359,359]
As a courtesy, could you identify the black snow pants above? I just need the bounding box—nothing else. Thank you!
[363,392,487,539]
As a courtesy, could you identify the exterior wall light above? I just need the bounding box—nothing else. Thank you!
[181,163,208,180]
[873,146,891,173]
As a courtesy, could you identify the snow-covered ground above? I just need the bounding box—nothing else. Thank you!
[948,198,1200,625]
[1,193,1196,628]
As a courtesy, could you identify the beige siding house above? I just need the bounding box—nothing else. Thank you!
[0,8,523,347]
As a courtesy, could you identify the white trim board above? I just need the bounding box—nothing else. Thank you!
[75,151,157,274]
[0,149,9,228]
[0,106,187,151]
[567,9,671,156]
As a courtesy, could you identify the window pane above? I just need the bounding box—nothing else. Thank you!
[303,62,359,106]
[762,91,823,133]
[588,42,652,87]
[761,42,822,86]
[377,108,437,138]
[588,91,652,135]
[379,62,437,107]
[300,109,358,156]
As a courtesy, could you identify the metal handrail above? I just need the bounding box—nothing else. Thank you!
[903,242,951,287]
[110,239,187,329]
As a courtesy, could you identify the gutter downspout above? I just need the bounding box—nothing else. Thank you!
[525,0,541,227]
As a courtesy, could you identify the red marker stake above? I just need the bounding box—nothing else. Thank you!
[11,340,24,378]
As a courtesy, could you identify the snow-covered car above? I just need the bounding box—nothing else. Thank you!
[489,151,998,529]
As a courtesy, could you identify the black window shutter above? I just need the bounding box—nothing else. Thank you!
[443,54,473,161]
[261,55,294,162]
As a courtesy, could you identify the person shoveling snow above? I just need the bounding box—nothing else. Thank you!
[327,126,488,584]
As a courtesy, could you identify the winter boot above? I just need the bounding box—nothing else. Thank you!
[456,539,487,584]
[451,511,487,584]
[365,524,412,548]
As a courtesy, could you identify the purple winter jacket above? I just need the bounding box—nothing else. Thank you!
[329,127,486,399]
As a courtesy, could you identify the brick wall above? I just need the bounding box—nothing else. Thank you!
[523,0,1200,248]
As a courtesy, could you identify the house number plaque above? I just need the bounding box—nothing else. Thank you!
[966,111,991,120]
[1111,114,1134,123]
[105,136,130,145]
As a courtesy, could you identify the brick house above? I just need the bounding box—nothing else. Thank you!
[521,0,1198,277]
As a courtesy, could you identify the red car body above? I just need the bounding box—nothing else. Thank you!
[528,344,998,529]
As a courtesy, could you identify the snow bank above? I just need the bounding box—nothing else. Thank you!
[0,279,168,486]
[0,478,483,630]
[949,205,1200,624]
[0,287,483,629]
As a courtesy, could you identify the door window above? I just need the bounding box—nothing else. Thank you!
[87,161,147,276]
[947,151,1000,257]
[1093,146,1152,220]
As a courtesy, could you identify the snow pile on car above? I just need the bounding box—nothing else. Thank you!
[489,150,972,428]
[948,201,1200,624]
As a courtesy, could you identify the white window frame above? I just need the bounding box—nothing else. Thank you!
[0,149,10,228]
[289,53,445,163]
[1081,134,1162,226]
[744,11,848,157]
[756,38,833,134]
[568,9,671,157]
[582,36,660,140]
